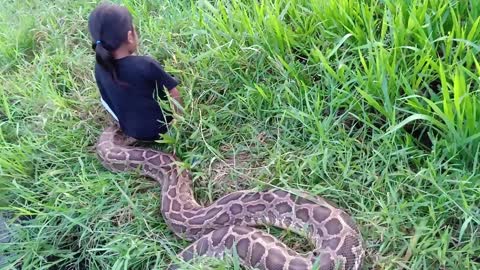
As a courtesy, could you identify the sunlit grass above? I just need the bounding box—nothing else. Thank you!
[1,0,479,269]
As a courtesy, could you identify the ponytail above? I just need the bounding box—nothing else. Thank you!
[93,41,118,81]
[88,3,133,85]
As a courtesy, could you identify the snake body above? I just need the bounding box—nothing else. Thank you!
[95,125,364,269]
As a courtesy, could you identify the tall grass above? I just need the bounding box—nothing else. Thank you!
[1,0,479,269]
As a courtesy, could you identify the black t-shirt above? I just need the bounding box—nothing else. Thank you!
[94,55,178,140]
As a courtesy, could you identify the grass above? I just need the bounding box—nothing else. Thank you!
[1,0,479,269]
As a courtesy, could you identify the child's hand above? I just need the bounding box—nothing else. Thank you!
[168,87,184,115]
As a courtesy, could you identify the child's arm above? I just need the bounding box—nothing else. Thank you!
[144,57,182,115]
[168,87,183,115]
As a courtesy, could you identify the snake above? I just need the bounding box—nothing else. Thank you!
[95,124,365,270]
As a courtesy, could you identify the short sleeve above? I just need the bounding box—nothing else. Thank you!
[147,57,179,91]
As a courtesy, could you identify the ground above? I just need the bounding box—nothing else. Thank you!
[1,0,479,269]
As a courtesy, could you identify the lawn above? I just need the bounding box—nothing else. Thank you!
[1,0,479,269]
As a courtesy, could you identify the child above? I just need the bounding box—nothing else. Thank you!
[88,2,182,141]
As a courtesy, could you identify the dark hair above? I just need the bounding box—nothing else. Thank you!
[88,3,133,82]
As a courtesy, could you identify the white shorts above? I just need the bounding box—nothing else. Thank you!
[101,98,119,121]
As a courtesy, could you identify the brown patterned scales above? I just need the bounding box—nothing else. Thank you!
[95,125,365,270]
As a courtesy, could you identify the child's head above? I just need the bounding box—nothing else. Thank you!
[88,3,137,77]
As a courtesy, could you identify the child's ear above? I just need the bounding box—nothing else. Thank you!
[127,30,135,44]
